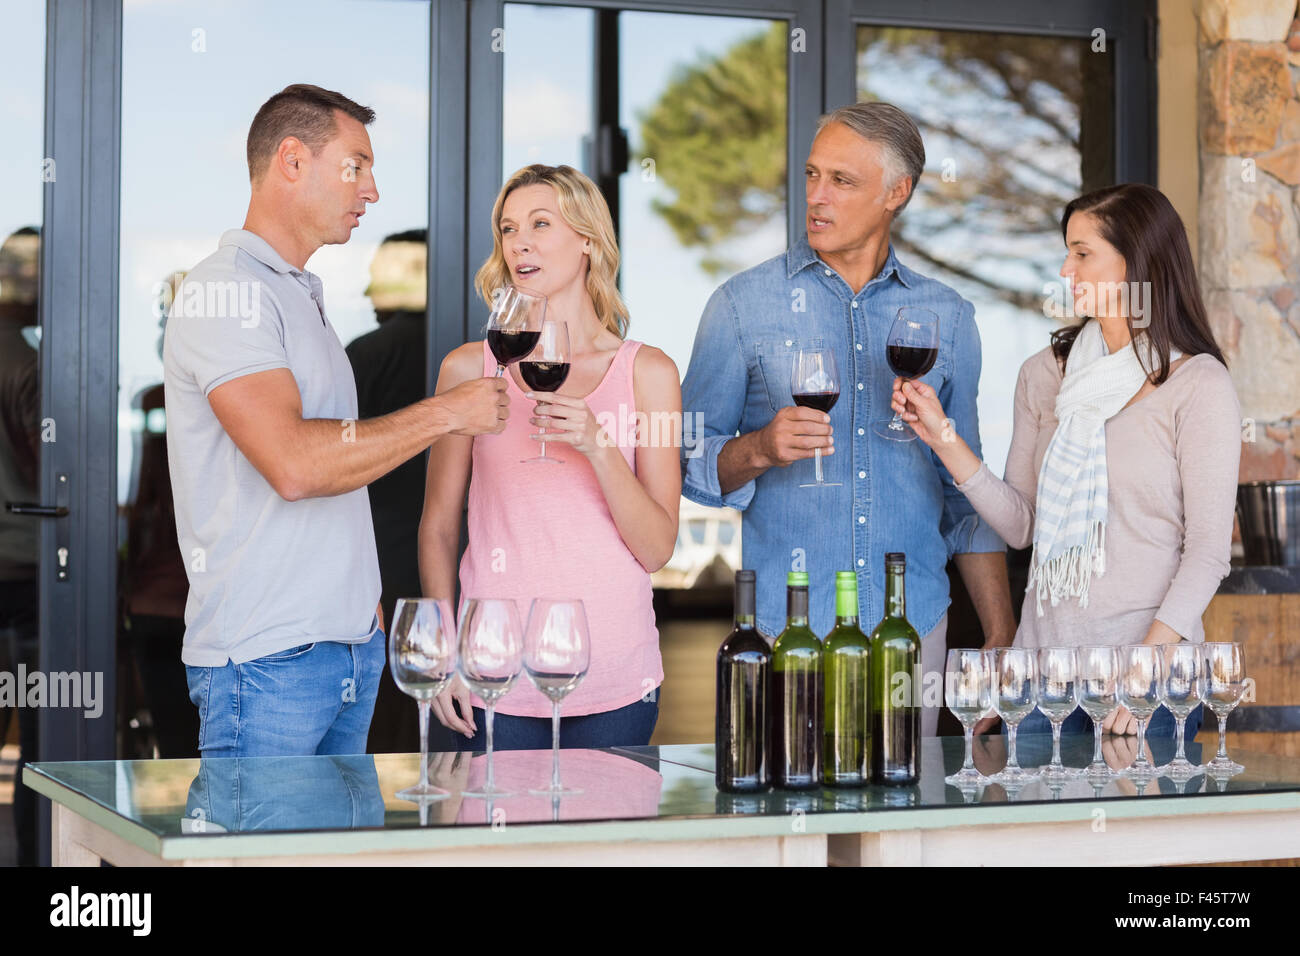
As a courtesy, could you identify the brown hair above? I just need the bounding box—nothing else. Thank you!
[1051,183,1226,381]
[475,164,628,338]
[246,84,375,184]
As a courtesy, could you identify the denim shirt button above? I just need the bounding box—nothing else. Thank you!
[858,470,865,479]
[824,269,832,277]
[851,301,858,309]
[857,383,863,390]
[856,343,862,350]
[785,339,792,346]
[857,427,865,435]
[858,515,865,524]
[857,559,865,567]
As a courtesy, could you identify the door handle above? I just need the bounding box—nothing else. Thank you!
[5,502,69,517]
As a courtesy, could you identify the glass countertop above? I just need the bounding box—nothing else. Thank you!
[23,734,1300,855]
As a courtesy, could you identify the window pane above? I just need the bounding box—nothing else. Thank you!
[0,0,44,867]
[857,27,1115,474]
[117,0,430,757]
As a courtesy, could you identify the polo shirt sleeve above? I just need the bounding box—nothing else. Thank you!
[165,276,289,396]
[680,284,756,511]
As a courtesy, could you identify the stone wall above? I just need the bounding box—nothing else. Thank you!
[1197,0,1300,481]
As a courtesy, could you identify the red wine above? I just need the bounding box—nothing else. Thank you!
[792,390,839,413]
[519,361,570,392]
[487,329,541,366]
[886,345,938,379]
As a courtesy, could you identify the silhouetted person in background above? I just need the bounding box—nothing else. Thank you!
[119,271,198,758]
[0,226,40,865]
[347,229,429,753]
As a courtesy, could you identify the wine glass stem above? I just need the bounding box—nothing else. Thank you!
[486,702,497,791]
[1135,715,1148,766]
[495,364,505,378]
[1217,715,1228,760]
[1174,715,1187,763]
[1050,719,1063,769]
[551,701,562,790]
[1092,717,1104,765]
[1006,722,1020,770]
[417,699,431,791]
[813,446,823,483]
[962,726,975,773]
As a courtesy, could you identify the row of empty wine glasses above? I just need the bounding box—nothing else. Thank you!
[945,642,1247,789]
[387,596,591,802]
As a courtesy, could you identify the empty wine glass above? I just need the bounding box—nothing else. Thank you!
[524,598,591,795]
[944,648,991,786]
[520,320,571,464]
[1076,645,1119,781]
[1160,642,1204,782]
[486,285,547,377]
[875,307,939,442]
[1202,642,1247,778]
[988,647,1038,787]
[1118,645,1164,782]
[457,598,524,798]
[389,598,458,801]
[1036,647,1079,784]
[791,348,840,488]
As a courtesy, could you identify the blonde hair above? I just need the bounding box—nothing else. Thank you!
[475,164,629,338]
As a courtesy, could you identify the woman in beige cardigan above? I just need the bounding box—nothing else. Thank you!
[893,183,1239,742]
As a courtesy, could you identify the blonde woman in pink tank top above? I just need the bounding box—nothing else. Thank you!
[419,165,682,750]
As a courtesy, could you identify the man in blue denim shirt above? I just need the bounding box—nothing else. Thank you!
[681,103,1016,735]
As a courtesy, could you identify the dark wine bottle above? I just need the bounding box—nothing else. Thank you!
[771,572,822,790]
[822,570,870,787]
[715,570,771,793]
[870,552,920,785]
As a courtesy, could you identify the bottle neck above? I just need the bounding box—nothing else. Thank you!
[835,583,858,626]
[786,587,809,627]
[885,567,906,619]
[734,579,756,630]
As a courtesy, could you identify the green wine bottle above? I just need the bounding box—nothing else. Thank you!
[771,572,822,790]
[870,553,920,785]
[822,570,870,787]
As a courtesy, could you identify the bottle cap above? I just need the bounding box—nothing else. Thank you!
[835,571,857,589]
[786,571,809,587]
[885,552,906,569]
[736,570,756,583]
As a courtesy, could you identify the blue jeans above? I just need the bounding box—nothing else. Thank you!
[443,690,660,751]
[185,626,385,757]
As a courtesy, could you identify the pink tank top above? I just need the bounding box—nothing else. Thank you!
[458,338,662,718]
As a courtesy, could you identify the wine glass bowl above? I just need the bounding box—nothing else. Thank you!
[524,598,591,795]
[791,348,841,488]
[519,319,571,464]
[457,598,524,798]
[874,307,939,442]
[486,285,547,377]
[389,598,458,802]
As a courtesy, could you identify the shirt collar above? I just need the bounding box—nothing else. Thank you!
[785,233,913,290]
[219,228,304,277]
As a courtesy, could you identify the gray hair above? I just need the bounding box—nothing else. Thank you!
[817,102,925,212]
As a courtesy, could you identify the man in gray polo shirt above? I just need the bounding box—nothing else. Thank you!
[163,84,507,757]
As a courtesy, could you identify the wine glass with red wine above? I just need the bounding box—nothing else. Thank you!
[790,348,840,488]
[520,320,570,464]
[486,285,547,377]
[874,307,939,442]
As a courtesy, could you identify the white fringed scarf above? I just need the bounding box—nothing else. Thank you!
[1028,320,1179,615]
